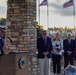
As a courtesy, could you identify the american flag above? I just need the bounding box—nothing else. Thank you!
[39,0,47,6]
[63,0,73,8]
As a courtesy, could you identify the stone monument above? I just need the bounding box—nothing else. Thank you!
[5,0,37,75]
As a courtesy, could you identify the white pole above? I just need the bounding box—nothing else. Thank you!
[38,0,40,25]
[73,0,75,29]
[47,0,49,36]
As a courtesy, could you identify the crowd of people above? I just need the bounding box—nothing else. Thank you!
[37,30,76,75]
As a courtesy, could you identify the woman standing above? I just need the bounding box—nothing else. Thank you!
[52,32,64,75]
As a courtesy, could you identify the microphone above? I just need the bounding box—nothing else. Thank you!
[7,36,20,52]
[7,36,14,44]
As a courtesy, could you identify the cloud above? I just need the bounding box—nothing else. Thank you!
[49,3,76,16]
[0,6,7,18]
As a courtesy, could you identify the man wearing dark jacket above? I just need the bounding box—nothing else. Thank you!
[0,27,6,56]
[63,32,75,68]
[37,30,52,75]
[74,37,76,60]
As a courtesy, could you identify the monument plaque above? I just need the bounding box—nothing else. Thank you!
[65,65,76,75]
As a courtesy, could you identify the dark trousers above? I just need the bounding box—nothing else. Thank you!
[64,56,74,68]
[52,54,61,74]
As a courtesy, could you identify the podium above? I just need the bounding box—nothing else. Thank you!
[0,51,29,75]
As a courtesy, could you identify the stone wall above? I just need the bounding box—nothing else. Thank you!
[6,0,38,75]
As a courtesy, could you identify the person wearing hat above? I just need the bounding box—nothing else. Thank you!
[0,27,6,56]
[37,30,52,75]
[63,32,75,69]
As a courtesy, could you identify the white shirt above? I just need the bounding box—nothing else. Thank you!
[52,39,64,55]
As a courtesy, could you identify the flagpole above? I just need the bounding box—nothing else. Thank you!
[47,0,49,30]
[73,0,75,29]
[38,0,40,25]
[47,0,50,36]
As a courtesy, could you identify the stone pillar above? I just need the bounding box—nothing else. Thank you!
[6,0,38,75]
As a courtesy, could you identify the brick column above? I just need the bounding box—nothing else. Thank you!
[6,0,38,75]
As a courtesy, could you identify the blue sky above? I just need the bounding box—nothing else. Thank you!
[0,0,76,29]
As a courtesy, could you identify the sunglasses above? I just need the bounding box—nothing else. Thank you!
[43,33,47,35]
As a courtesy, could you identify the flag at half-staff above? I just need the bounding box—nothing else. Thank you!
[63,0,76,28]
[63,0,73,8]
[39,0,47,6]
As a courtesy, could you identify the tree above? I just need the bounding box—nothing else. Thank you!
[0,18,6,25]
[36,22,44,38]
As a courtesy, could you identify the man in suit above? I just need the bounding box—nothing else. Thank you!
[63,32,75,68]
[37,30,52,75]
[74,37,76,60]
[0,27,6,56]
